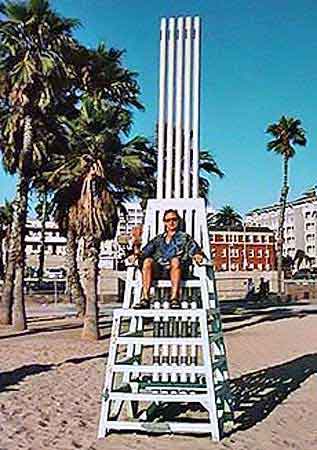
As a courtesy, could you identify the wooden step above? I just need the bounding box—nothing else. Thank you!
[105,420,214,434]
[108,392,209,403]
[112,364,207,374]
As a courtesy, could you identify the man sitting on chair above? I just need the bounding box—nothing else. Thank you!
[131,209,204,309]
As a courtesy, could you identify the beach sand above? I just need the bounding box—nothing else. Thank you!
[0,304,316,450]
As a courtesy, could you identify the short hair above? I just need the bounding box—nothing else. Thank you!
[163,209,181,222]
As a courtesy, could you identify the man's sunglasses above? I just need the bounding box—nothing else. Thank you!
[165,217,178,222]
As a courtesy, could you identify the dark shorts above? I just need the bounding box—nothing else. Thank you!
[140,258,191,279]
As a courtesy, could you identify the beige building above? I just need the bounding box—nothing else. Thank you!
[245,187,317,265]
[24,202,145,269]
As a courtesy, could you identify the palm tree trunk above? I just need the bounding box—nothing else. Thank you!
[0,231,15,324]
[38,191,47,281]
[11,175,29,330]
[0,230,4,279]
[82,235,100,340]
[11,114,32,330]
[66,227,85,317]
[277,156,289,296]
[0,177,28,325]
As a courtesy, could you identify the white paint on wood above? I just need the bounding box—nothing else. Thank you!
[157,18,167,199]
[165,17,176,198]
[192,16,201,198]
[175,17,184,198]
[183,17,192,198]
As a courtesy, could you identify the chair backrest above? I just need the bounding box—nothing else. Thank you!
[142,198,211,259]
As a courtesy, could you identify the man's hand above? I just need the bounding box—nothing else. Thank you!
[192,253,204,265]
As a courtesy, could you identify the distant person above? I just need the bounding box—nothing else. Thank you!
[258,277,269,303]
[265,279,270,298]
[245,278,255,302]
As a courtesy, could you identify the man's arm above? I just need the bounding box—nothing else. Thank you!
[187,235,204,264]
[141,236,159,258]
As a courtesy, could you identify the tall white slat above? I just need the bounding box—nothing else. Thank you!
[157,18,167,199]
[174,17,184,198]
[183,17,192,198]
[192,16,201,198]
[165,18,176,199]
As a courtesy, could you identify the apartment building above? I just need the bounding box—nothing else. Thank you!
[25,219,66,258]
[245,187,317,265]
[117,202,144,236]
[209,226,276,272]
[22,202,145,268]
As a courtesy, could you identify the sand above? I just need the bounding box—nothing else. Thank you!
[0,303,316,450]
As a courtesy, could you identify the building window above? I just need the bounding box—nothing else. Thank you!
[249,249,254,257]
[306,234,315,243]
[307,246,315,255]
[221,249,226,257]
[306,223,314,231]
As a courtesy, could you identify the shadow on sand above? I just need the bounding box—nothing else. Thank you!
[145,353,317,437]
[0,351,108,393]
[229,352,317,433]
[0,313,113,340]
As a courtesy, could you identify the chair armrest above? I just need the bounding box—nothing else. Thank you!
[193,257,213,268]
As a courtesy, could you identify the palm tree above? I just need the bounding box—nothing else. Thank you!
[0,0,80,327]
[47,100,155,339]
[293,249,313,271]
[266,116,307,295]
[51,182,86,317]
[34,188,54,280]
[199,150,224,200]
[0,199,14,279]
[139,141,224,210]
[213,205,243,230]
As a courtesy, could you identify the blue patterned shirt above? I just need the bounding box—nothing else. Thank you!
[141,230,202,266]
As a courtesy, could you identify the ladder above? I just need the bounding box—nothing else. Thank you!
[98,199,234,440]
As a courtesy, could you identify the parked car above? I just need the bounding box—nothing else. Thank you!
[44,267,66,279]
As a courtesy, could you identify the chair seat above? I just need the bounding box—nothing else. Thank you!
[153,279,202,288]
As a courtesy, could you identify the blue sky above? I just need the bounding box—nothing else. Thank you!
[1,0,317,214]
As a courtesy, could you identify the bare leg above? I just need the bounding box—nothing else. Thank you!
[170,257,182,300]
[142,257,155,299]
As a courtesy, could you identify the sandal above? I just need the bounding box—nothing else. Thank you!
[170,298,181,309]
[134,298,150,309]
